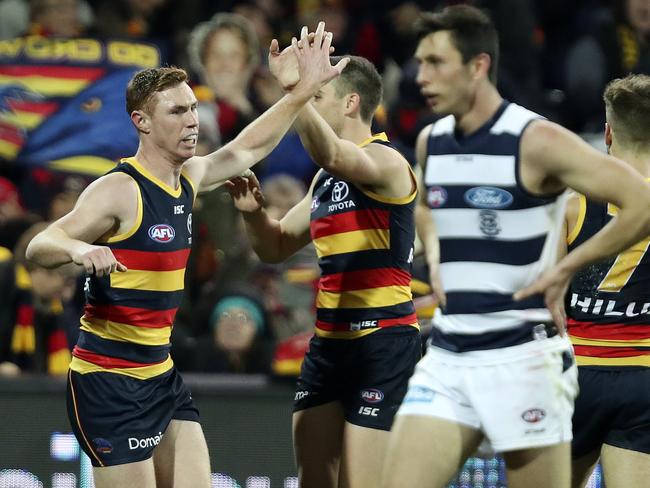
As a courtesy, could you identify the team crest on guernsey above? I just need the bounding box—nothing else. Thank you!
[148,224,175,243]
[427,186,448,207]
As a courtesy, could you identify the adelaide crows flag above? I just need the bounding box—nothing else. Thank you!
[0,37,160,175]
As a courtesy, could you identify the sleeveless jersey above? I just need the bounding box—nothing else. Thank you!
[70,157,195,379]
[423,101,565,351]
[310,133,418,339]
[567,194,650,367]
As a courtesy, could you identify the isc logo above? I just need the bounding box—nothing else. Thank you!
[358,406,379,417]
[148,224,175,243]
[350,320,378,331]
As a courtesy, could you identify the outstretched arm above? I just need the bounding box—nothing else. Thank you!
[226,172,315,263]
[515,120,650,329]
[26,173,133,276]
[185,21,349,193]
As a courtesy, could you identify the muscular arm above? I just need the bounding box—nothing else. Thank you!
[26,173,135,275]
[522,120,650,275]
[243,182,314,264]
[293,104,411,196]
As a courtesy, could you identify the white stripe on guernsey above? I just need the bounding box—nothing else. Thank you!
[425,154,515,186]
[430,115,455,136]
[432,308,552,334]
[440,261,545,293]
[433,205,556,240]
[489,103,542,136]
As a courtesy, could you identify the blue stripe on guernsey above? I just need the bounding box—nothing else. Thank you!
[430,322,558,352]
[86,281,185,310]
[444,292,545,315]
[424,101,563,351]
[318,250,411,275]
[317,301,416,323]
[440,237,546,265]
[77,331,169,364]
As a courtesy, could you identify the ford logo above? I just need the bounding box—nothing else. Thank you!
[148,224,175,243]
[464,186,513,209]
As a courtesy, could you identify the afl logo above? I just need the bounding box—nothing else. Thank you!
[331,181,349,202]
[464,186,513,209]
[360,388,384,404]
[311,197,320,212]
[521,408,546,423]
[427,186,448,208]
[148,224,175,243]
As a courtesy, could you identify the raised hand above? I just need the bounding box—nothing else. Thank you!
[290,22,349,100]
[70,243,127,277]
[225,172,266,213]
[269,39,300,91]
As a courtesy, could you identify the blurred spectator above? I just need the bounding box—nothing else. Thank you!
[92,0,167,39]
[0,222,79,376]
[0,176,41,251]
[564,0,650,131]
[190,293,274,374]
[26,0,93,37]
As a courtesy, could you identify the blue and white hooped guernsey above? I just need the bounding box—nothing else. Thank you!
[424,101,567,352]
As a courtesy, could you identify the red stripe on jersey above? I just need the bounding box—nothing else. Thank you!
[573,344,650,358]
[72,346,162,368]
[316,313,418,332]
[0,65,105,80]
[567,319,650,341]
[111,248,191,271]
[319,267,412,292]
[83,303,178,328]
[311,209,390,240]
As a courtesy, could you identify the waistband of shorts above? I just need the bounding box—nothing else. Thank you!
[429,321,558,353]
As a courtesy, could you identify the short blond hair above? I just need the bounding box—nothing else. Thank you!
[604,74,650,145]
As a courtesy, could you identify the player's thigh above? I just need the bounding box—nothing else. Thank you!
[338,422,390,488]
[293,401,345,488]
[153,419,210,488]
[601,443,650,488]
[381,414,483,488]
[571,449,600,488]
[503,442,571,488]
[93,458,156,488]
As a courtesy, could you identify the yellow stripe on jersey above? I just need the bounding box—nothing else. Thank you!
[316,285,413,309]
[106,179,143,243]
[69,355,174,379]
[314,228,390,258]
[109,268,185,292]
[570,335,650,348]
[576,354,650,367]
[123,157,182,198]
[567,194,586,245]
[80,317,172,346]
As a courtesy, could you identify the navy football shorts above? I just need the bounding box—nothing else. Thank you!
[294,325,421,430]
[572,366,650,457]
[66,366,199,467]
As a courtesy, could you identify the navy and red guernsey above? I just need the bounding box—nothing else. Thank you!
[70,157,195,379]
[567,193,650,367]
[309,133,419,339]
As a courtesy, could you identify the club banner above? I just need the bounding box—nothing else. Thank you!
[0,36,160,175]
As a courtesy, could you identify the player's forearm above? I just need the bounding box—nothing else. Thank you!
[217,91,312,176]
[241,209,287,263]
[26,227,83,269]
[294,104,345,170]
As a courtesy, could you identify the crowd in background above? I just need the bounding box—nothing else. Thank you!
[0,0,648,377]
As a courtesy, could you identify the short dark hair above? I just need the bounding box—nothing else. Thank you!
[604,74,650,145]
[415,5,499,84]
[126,67,188,115]
[330,55,382,123]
